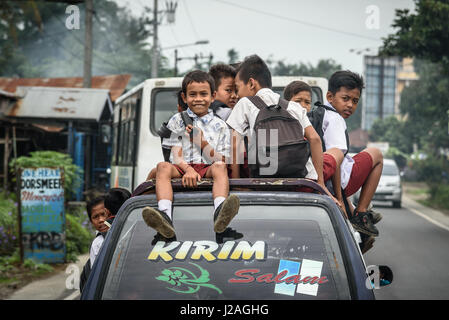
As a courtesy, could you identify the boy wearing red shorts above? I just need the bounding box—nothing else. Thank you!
[322,71,383,237]
[142,70,239,239]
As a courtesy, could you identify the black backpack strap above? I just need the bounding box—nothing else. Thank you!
[278,98,289,110]
[247,96,268,110]
[180,111,194,127]
[210,100,229,115]
[314,102,349,156]
[157,121,172,138]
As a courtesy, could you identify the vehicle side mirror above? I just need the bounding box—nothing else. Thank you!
[101,124,111,144]
[366,265,393,289]
[400,171,404,177]
[379,265,393,286]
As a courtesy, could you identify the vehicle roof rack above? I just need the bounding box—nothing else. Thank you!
[131,178,327,197]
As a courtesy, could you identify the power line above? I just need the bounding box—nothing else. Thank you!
[182,0,200,40]
[210,0,380,42]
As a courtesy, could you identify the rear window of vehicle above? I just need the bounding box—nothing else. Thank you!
[382,163,399,176]
[102,204,350,300]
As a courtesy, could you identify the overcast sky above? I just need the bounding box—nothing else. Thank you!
[114,0,416,75]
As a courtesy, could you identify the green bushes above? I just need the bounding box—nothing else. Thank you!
[0,191,18,256]
[411,154,449,210]
[65,206,94,262]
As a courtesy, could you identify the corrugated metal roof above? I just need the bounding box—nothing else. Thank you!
[4,86,113,122]
[0,74,130,102]
[0,89,19,99]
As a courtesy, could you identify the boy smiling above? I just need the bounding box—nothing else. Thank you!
[142,70,239,238]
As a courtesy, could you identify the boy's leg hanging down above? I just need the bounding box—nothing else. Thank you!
[206,162,240,233]
[344,148,383,237]
[142,162,181,238]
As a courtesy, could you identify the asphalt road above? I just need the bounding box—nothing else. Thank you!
[364,201,449,300]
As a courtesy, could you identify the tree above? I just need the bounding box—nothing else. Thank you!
[227,49,239,64]
[369,115,413,154]
[397,60,449,154]
[0,0,173,86]
[272,58,342,79]
[380,0,449,74]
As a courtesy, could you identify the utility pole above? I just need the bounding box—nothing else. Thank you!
[151,0,159,78]
[174,49,178,76]
[83,0,93,88]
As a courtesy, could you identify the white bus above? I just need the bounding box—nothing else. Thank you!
[110,76,328,191]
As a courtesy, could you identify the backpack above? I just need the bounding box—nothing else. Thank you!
[79,232,104,294]
[246,96,310,178]
[156,111,194,162]
[307,101,352,213]
[307,102,349,156]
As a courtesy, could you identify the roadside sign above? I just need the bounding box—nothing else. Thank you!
[20,167,65,263]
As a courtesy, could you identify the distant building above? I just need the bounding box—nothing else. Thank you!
[362,56,418,130]
[0,74,131,200]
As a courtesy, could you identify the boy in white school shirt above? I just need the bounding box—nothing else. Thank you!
[226,54,338,204]
[141,70,240,239]
[321,70,384,237]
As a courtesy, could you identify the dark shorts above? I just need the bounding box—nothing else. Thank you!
[344,151,373,196]
[173,163,211,178]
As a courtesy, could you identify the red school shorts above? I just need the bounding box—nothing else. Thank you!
[295,153,336,193]
[323,153,337,182]
[173,163,211,178]
[344,151,373,197]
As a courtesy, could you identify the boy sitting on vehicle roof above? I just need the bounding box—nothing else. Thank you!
[142,70,240,239]
[208,63,239,121]
[283,80,346,212]
[146,90,189,180]
[226,55,339,205]
[318,70,383,237]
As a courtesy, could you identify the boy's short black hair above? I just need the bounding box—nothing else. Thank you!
[104,188,131,216]
[283,81,312,101]
[236,55,272,89]
[328,70,365,95]
[182,70,215,95]
[208,64,236,89]
[87,195,105,221]
[177,90,188,111]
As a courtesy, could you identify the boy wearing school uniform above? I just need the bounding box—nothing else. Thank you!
[208,64,239,121]
[226,55,339,204]
[142,70,240,238]
[321,70,383,237]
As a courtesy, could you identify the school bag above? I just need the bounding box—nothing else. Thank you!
[156,111,194,162]
[307,101,349,156]
[246,96,310,178]
[307,101,351,213]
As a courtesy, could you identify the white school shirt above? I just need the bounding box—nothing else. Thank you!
[90,232,104,268]
[162,108,231,164]
[322,101,355,189]
[226,88,318,180]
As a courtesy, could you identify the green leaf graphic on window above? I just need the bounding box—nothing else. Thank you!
[156,262,222,294]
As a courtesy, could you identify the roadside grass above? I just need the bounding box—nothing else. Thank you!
[403,182,449,215]
[0,251,59,299]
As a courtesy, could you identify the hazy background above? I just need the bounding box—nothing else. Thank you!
[116,0,416,74]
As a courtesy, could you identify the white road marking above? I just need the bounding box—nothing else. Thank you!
[407,207,449,233]
[63,290,80,300]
